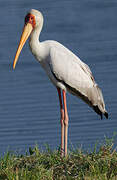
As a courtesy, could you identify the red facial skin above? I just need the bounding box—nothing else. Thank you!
[25,13,36,28]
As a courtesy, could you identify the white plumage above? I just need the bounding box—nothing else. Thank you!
[13,9,108,156]
[29,26,107,118]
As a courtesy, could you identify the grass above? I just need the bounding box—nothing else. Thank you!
[0,137,117,180]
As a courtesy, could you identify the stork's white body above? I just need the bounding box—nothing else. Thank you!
[29,36,106,116]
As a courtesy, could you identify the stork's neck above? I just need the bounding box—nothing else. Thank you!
[30,23,42,43]
[29,22,47,63]
[29,24,43,59]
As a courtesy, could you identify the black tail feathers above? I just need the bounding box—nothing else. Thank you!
[93,105,108,119]
[104,111,108,119]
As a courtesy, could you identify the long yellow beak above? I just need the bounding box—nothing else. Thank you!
[13,23,33,69]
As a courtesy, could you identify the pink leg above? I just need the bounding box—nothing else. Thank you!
[62,90,69,156]
[57,88,64,157]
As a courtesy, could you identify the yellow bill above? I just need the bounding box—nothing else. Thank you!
[13,23,33,69]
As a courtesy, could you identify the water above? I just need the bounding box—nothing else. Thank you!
[0,0,117,155]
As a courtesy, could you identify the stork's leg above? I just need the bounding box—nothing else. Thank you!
[62,90,69,156]
[57,88,64,157]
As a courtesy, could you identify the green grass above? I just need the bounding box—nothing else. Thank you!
[0,138,117,180]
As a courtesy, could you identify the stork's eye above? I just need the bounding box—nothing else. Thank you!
[30,16,34,23]
[25,14,33,23]
[25,13,36,28]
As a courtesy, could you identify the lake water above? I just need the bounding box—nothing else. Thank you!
[0,0,117,155]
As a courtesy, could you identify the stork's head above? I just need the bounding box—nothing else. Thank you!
[29,9,43,28]
[13,9,43,69]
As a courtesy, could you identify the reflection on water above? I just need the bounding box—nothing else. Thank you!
[0,0,117,155]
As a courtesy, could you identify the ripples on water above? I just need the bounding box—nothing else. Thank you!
[0,0,117,155]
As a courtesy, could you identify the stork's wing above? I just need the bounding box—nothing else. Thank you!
[49,44,95,97]
[49,42,108,118]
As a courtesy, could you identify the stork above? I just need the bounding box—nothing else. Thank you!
[13,9,108,157]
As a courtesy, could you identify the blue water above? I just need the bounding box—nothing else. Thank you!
[0,0,117,155]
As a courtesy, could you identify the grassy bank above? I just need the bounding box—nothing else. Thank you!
[0,139,117,180]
